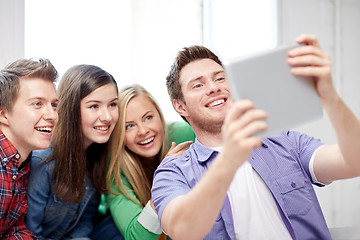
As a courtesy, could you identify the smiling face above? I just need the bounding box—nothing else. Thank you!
[174,58,231,135]
[80,83,119,149]
[124,95,164,161]
[0,77,58,161]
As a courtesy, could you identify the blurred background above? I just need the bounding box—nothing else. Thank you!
[1,0,360,230]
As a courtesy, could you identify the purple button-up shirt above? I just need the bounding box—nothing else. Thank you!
[152,131,332,240]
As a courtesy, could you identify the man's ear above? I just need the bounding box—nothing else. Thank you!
[173,99,189,118]
[0,107,9,126]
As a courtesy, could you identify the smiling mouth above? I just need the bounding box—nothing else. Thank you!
[139,137,154,145]
[94,126,110,131]
[35,127,53,133]
[207,98,225,108]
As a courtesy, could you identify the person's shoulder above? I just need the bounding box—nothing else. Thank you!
[119,171,132,188]
[265,130,305,142]
[31,148,53,167]
[159,149,192,168]
[264,130,320,151]
[32,147,52,158]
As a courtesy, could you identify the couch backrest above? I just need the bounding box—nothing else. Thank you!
[167,121,196,146]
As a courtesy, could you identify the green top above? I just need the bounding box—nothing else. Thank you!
[99,121,195,214]
[107,173,160,240]
[102,121,195,239]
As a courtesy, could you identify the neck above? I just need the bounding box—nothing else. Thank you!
[139,155,158,184]
[0,128,30,166]
[193,128,223,148]
[187,119,224,148]
[140,154,157,168]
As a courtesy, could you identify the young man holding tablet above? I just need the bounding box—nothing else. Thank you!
[152,34,360,239]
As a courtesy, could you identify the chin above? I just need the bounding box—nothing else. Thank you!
[34,143,51,150]
[94,137,111,144]
[140,151,158,159]
[94,140,109,145]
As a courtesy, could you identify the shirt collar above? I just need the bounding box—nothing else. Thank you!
[192,138,220,163]
[0,130,21,165]
[192,138,269,164]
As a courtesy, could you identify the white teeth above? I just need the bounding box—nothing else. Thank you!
[95,126,109,131]
[36,127,52,132]
[209,99,224,107]
[139,137,154,145]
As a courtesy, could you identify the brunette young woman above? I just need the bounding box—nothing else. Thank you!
[91,84,192,240]
[25,64,119,239]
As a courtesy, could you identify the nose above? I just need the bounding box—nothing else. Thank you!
[206,80,220,95]
[43,104,58,121]
[137,123,149,136]
[99,107,112,122]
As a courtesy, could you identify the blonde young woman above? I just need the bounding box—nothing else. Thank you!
[91,84,192,240]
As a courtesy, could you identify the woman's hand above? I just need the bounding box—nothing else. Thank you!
[166,141,193,157]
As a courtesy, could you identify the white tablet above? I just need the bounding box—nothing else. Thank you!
[222,44,323,138]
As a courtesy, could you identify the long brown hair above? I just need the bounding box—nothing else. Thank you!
[107,84,168,206]
[49,64,118,204]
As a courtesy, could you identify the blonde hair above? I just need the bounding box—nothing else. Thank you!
[107,84,168,206]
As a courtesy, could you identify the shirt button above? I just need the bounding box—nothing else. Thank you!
[3,157,7,163]
[291,182,296,188]
[12,175,17,180]
[15,153,20,159]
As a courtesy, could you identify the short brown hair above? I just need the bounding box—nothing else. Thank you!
[166,45,222,104]
[0,58,58,111]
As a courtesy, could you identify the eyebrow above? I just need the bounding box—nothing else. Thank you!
[186,70,225,86]
[125,111,154,124]
[142,111,153,119]
[27,97,58,103]
[84,97,118,104]
[187,76,202,86]
[213,70,225,76]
